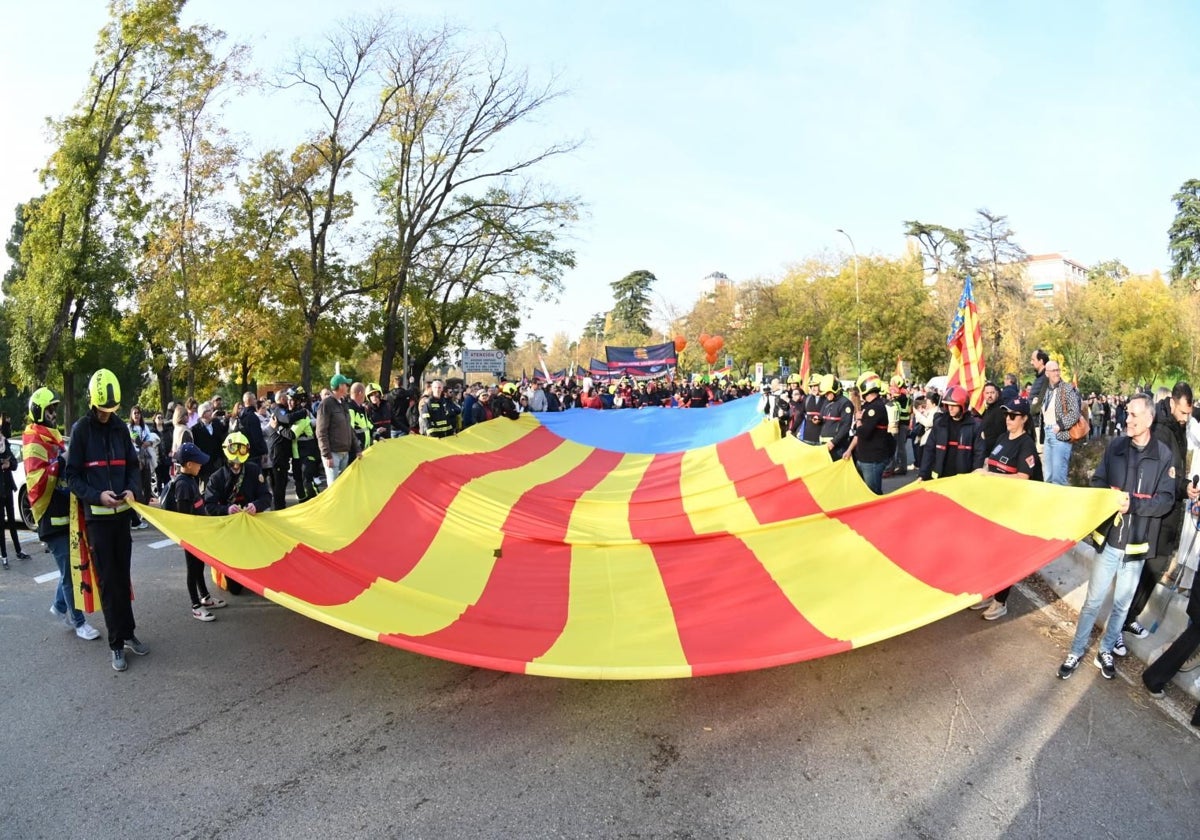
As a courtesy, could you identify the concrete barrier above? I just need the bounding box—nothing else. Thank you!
[1037,542,1199,701]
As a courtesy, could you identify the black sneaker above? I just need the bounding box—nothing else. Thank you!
[125,636,150,656]
[112,649,128,672]
[1113,633,1127,657]
[1124,621,1149,639]
[1058,654,1080,679]
[1094,650,1116,679]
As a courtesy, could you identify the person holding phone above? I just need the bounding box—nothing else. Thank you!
[64,369,148,672]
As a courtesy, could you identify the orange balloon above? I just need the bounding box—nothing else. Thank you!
[699,332,711,345]
[674,335,687,353]
[705,350,718,365]
[711,335,725,352]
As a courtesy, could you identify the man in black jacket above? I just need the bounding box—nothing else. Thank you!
[1058,394,1176,681]
[191,402,225,484]
[64,369,147,672]
[1120,382,1192,643]
[1027,348,1050,446]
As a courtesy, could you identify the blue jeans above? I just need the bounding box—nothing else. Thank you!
[48,534,86,628]
[1043,431,1071,486]
[323,451,350,486]
[891,427,909,472]
[1070,544,1144,658]
[857,460,887,495]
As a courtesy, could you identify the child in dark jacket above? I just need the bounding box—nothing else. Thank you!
[171,443,225,622]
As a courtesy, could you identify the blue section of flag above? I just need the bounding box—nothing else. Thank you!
[946,275,974,346]
[535,395,763,453]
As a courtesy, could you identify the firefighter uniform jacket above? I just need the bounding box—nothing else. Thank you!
[1089,435,1176,561]
[64,411,141,521]
[818,395,854,452]
[919,411,986,480]
[203,461,272,516]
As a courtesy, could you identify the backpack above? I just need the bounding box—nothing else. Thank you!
[157,475,182,512]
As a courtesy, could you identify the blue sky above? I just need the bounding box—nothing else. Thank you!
[4,0,1199,343]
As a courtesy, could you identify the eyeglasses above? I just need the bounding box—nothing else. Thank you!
[225,442,249,456]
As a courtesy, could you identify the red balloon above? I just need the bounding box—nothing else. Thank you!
[705,350,718,365]
[674,335,687,353]
[711,335,725,352]
[699,332,711,345]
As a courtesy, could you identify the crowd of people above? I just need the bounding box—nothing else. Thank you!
[11,360,1200,724]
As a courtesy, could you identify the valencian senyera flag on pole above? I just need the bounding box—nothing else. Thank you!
[946,275,987,412]
[799,337,811,386]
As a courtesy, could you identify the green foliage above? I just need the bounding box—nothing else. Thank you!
[610,270,656,336]
[903,220,969,277]
[1168,178,1200,290]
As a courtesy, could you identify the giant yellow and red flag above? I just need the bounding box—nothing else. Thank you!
[134,400,1118,680]
[946,275,987,412]
[799,337,811,385]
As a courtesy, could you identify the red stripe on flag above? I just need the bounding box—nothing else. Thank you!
[210,427,566,606]
[714,434,822,524]
[629,453,849,676]
[829,489,1074,596]
[380,448,627,671]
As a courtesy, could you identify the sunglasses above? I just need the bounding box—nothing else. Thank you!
[225,442,249,455]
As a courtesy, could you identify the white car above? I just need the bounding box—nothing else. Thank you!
[6,439,36,530]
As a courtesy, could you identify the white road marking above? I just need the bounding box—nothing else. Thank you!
[149,539,176,550]
[34,572,60,584]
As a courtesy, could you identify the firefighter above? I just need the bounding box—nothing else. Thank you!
[365,382,392,440]
[817,374,854,460]
[63,369,147,672]
[884,375,912,477]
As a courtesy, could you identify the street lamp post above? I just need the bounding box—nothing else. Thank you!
[836,228,861,373]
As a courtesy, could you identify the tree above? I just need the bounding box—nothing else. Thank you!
[7,0,204,420]
[1168,179,1200,290]
[383,184,575,385]
[136,32,245,402]
[967,208,1029,371]
[261,15,405,391]
[1087,258,1130,285]
[371,25,579,388]
[610,270,656,337]
[902,220,968,279]
[1108,279,1188,385]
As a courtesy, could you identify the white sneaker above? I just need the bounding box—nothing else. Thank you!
[75,622,101,640]
[50,604,73,629]
[191,607,215,622]
[969,596,996,611]
[982,601,1008,621]
[1181,648,1200,674]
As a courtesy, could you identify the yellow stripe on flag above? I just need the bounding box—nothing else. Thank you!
[680,445,760,534]
[530,453,689,678]
[914,474,1122,542]
[780,462,968,642]
[135,417,541,570]
[330,437,593,637]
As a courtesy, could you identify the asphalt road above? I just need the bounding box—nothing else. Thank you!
[0,521,1196,840]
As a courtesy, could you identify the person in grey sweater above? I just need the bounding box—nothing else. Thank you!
[316,373,360,486]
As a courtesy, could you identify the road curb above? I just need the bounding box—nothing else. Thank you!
[1036,543,1199,702]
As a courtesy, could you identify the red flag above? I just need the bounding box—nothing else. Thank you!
[946,275,987,412]
[799,337,811,386]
